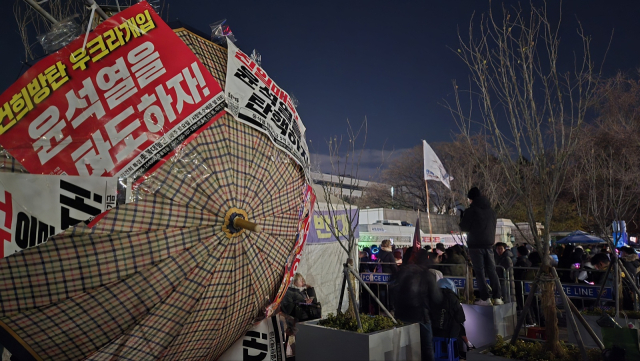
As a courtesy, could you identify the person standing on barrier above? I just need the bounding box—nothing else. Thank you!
[459,187,502,306]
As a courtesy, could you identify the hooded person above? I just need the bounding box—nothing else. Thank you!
[620,246,640,310]
[391,251,443,361]
[443,245,466,277]
[430,278,465,338]
[430,278,469,359]
[557,245,576,283]
[459,187,502,306]
[513,246,534,324]
[620,246,640,280]
[494,242,516,303]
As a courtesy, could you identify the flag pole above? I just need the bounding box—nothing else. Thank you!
[424,180,434,248]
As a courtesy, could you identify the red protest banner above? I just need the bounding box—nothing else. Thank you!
[0,1,225,178]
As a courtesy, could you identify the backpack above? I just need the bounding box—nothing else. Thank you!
[430,290,458,334]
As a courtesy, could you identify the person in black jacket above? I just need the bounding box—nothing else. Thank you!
[377,239,398,274]
[459,187,502,306]
[431,278,468,359]
[620,246,640,310]
[391,251,443,361]
[620,246,640,280]
[494,242,515,303]
[280,273,321,322]
[513,246,535,325]
[442,246,466,277]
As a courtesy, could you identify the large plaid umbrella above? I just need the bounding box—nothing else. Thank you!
[0,114,307,360]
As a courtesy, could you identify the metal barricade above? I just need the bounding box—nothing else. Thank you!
[438,263,512,302]
[358,262,395,315]
[357,261,515,315]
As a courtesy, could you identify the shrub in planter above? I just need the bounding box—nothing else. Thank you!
[489,336,602,361]
[298,314,418,361]
[318,312,403,333]
[581,307,640,320]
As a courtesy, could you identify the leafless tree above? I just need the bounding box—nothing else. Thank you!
[12,0,168,63]
[13,0,90,62]
[315,118,395,327]
[571,73,640,238]
[358,137,516,216]
[435,135,517,214]
[448,1,601,354]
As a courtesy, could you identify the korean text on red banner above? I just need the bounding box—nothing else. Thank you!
[0,1,225,178]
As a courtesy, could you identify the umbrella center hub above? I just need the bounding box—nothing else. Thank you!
[223,207,249,238]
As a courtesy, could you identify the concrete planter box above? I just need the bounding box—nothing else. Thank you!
[461,303,517,348]
[296,320,421,361]
[568,314,640,348]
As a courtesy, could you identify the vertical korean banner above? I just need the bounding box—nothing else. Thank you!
[0,1,225,179]
[268,185,315,316]
[224,40,309,176]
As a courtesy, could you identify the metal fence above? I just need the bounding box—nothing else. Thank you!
[356,261,633,317]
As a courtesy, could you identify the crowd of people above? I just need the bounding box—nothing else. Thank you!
[358,187,640,360]
[282,186,640,361]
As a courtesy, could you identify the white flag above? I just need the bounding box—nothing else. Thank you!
[423,140,452,189]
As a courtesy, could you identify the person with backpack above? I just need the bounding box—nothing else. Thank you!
[430,278,468,359]
[391,250,443,361]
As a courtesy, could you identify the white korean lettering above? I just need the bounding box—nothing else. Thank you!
[65,78,105,128]
[29,106,72,165]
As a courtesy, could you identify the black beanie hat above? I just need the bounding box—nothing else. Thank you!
[467,187,481,200]
[517,246,529,256]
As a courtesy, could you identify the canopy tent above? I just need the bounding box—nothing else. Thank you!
[556,230,606,244]
[297,185,359,317]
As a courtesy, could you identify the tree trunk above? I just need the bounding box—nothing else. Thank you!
[541,266,564,357]
[347,258,357,318]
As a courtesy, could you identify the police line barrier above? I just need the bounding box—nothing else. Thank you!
[442,276,613,300]
[360,263,612,301]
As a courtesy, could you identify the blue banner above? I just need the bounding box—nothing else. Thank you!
[445,277,490,289]
[308,209,359,244]
[360,273,391,284]
[524,282,612,300]
[445,277,611,300]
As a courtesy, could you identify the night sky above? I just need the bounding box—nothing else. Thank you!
[1,0,639,177]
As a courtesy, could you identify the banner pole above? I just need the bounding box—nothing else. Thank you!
[424,180,434,247]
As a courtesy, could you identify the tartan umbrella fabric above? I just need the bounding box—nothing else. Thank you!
[0,114,307,360]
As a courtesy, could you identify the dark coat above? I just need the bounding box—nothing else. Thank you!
[431,288,466,338]
[359,256,374,272]
[391,265,443,324]
[459,196,497,249]
[442,253,466,277]
[514,256,533,281]
[281,286,320,322]
[495,249,516,302]
[621,254,640,280]
[377,249,398,274]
